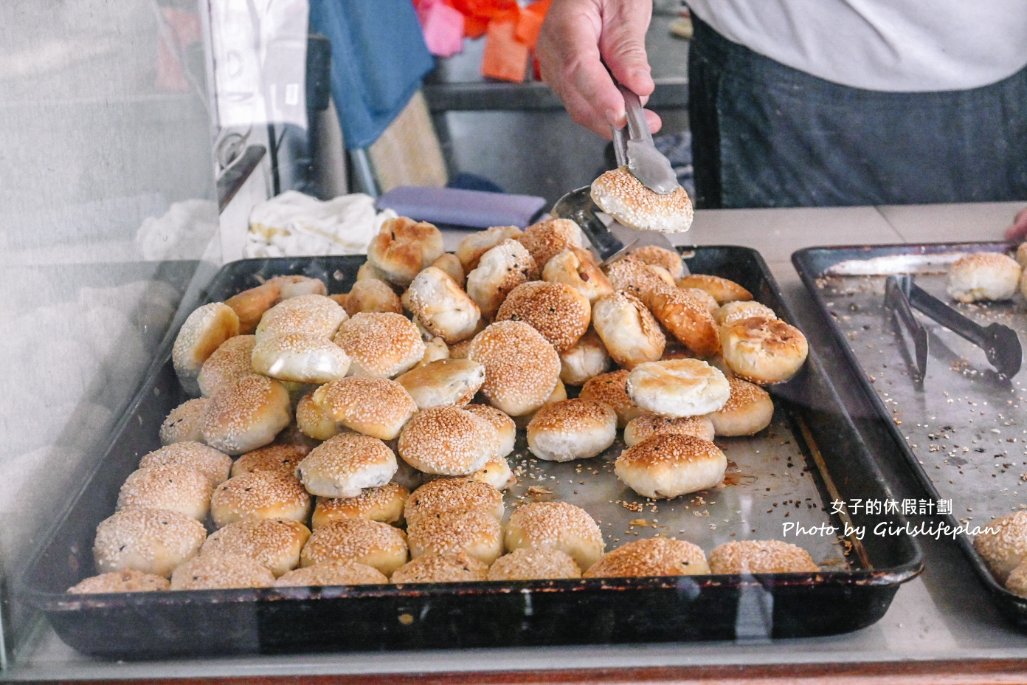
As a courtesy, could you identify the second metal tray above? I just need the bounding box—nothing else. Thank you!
[18,247,922,658]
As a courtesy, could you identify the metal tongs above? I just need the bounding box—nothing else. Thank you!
[612,84,679,195]
[884,274,1022,384]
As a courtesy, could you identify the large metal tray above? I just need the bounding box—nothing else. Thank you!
[18,248,922,658]
[793,241,1027,629]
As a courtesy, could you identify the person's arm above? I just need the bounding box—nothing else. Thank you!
[537,0,660,138]
[1004,207,1027,241]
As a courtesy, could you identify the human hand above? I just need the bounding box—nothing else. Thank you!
[1004,207,1027,241]
[537,0,661,139]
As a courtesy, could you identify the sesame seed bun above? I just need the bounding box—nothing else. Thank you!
[592,291,665,369]
[275,559,388,587]
[647,288,721,357]
[255,294,347,339]
[456,225,524,271]
[614,433,727,499]
[251,332,352,384]
[720,316,809,385]
[170,552,275,590]
[432,252,466,288]
[138,442,232,488]
[584,537,709,578]
[466,239,539,320]
[604,258,675,306]
[338,278,403,316]
[404,267,482,344]
[395,359,486,410]
[1005,558,1027,598]
[709,377,775,437]
[469,321,561,417]
[526,399,617,462]
[367,217,445,286]
[463,404,517,459]
[200,518,311,577]
[542,246,614,304]
[93,509,206,578]
[310,377,417,441]
[715,300,777,327]
[116,464,213,521]
[515,218,586,270]
[628,245,685,279]
[406,509,504,564]
[333,312,425,379]
[487,548,581,581]
[225,281,281,335]
[201,374,292,455]
[197,335,257,397]
[300,518,409,577]
[172,302,240,395]
[404,478,505,527]
[579,369,643,428]
[391,551,489,584]
[590,167,694,234]
[623,413,715,446]
[975,511,1027,582]
[708,540,818,574]
[159,398,209,445]
[495,281,591,353]
[947,252,1022,303]
[559,328,612,386]
[626,359,730,418]
[397,406,495,476]
[232,443,309,478]
[296,433,398,499]
[675,275,752,305]
[210,471,312,529]
[505,501,605,572]
[68,569,170,594]
[312,482,410,528]
[469,455,517,491]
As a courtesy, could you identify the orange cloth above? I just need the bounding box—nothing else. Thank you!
[481,18,528,82]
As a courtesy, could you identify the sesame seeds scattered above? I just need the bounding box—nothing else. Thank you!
[407,508,503,563]
[68,569,171,594]
[93,509,206,577]
[584,537,708,578]
[312,377,417,440]
[515,218,585,269]
[405,478,504,526]
[708,540,819,574]
[505,501,604,566]
[138,442,232,487]
[590,167,693,234]
[397,407,494,475]
[197,335,257,397]
[333,312,425,377]
[487,548,581,581]
[618,433,724,469]
[116,464,212,520]
[210,471,311,528]
[201,374,292,455]
[170,552,275,590]
[232,443,309,478]
[300,518,408,573]
[201,518,310,576]
[159,397,210,444]
[313,482,410,528]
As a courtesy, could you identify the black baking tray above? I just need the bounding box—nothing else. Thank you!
[17,248,923,658]
[793,241,1027,629]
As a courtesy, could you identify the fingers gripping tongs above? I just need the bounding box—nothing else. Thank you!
[885,274,1023,384]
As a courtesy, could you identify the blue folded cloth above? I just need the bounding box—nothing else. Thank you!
[310,0,435,149]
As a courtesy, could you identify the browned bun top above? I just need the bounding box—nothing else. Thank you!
[516,218,584,269]
[629,245,685,279]
[676,274,753,305]
[527,398,616,433]
[332,312,424,376]
[495,281,591,352]
[507,501,602,548]
[232,443,310,478]
[391,551,489,584]
[93,509,207,575]
[368,217,444,284]
[397,406,494,474]
[225,281,282,334]
[116,464,212,515]
[625,413,715,444]
[201,518,311,567]
[404,478,504,525]
[590,167,694,233]
[584,537,708,577]
[487,548,582,581]
[579,369,635,415]
[255,294,346,338]
[725,316,807,356]
[198,335,257,396]
[618,433,724,469]
[604,258,674,304]
[170,552,275,590]
[301,518,408,565]
[68,569,171,594]
[138,442,232,487]
[312,376,417,435]
[313,482,409,526]
[719,377,771,413]
[708,539,819,574]
[211,471,311,520]
[299,432,395,476]
[340,279,403,316]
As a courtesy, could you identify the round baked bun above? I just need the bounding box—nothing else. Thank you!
[93,509,206,577]
[579,369,643,428]
[172,302,240,395]
[275,559,388,587]
[720,316,809,385]
[232,443,309,478]
[210,471,312,529]
[487,548,581,581]
[312,482,409,528]
[367,216,445,286]
[392,551,489,584]
[708,540,819,574]
[225,281,281,335]
[592,291,665,369]
[615,433,727,499]
[629,245,685,279]
[300,518,409,577]
[709,377,774,436]
[469,321,561,417]
[116,465,213,521]
[255,294,347,339]
[584,537,709,578]
[1006,559,1027,598]
[623,414,715,447]
[526,399,617,462]
[332,312,425,378]
[404,478,505,527]
[975,511,1027,582]
[626,359,731,418]
[456,225,523,271]
[170,552,275,590]
[403,267,482,344]
[201,518,311,577]
[716,300,777,327]
[198,335,257,397]
[395,359,486,409]
[604,258,674,306]
[310,377,417,440]
[397,406,494,475]
[947,252,1022,303]
[559,329,611,386]
[505,501,605,572]
[590,167,693,233]
[201,374,292,455]
[464,404,516,458]
[406,509,504,564]
[466,239,539,319]
[68,569,170,594]
[675,275,752,305]
[495,281,591,353]
[295,433,398,499]
[542,246,614,304]
[251,331,351,384]
[516,218,586,270]
[138,442,232,488]
[647,288,721,357]
[159,398,209,445]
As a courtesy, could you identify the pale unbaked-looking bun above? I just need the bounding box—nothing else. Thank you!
[720,316,809,385]
[338,278,403,316]
[395,359,486,409]
[310,377,417,440]
[201,374,292,455]
[559,328,611,386]
[406,509,504,564]
[201,518,311,577]
[170,552,275,590]
[626,359,731,418]
[255,294,347,339]
[198,335,257,397]
[647,288,721,358]
[138,442,232,488]
[590,167,693,233]
[116,464,213,521]
[456,225,524,271]
[93,509,206,577]
[542,246,614,304]
[251,332,352,384]
[367,216,445,286]
[526,399,617,462]
[403,267,482,344]
[709,377,775,436]
[397,406,495,475]
[716,300,777,327]
[275,559,389,587]
[312,482,409,528]
[300,518,409,577]
[615,433,727,499]
[391,551,489,584]
[516,218,586,269]
[465,238,538,320]
[708,540,818,574]
[623,413,716,447]
[463,404,516,458]
[947,252,1022,303]
[504,501,605,572]
[404,478,505,527]
[68,569,170,594]
[629,245,685,279]
[210,471,312,529]
[295,433,398,498]
[332,312,424,379]
[468,321,561,417]
[579,369,643,428]
[232,443,309,478]
[487,548,581,581]
[172,302,240,395]
[975,511,1027,582]
[592,291,665,369]
[495,281,591,353]
[584,537,709,577]
[159,398,210,445]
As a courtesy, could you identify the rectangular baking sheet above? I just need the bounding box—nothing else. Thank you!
[18,247,922,658]
[793,241,1027,628]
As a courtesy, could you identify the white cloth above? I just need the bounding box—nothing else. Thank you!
[245,191,394,257]
[686,0,1027,91]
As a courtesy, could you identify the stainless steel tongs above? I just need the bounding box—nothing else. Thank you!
[884,274,1022,383]
[611,84,679,195]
